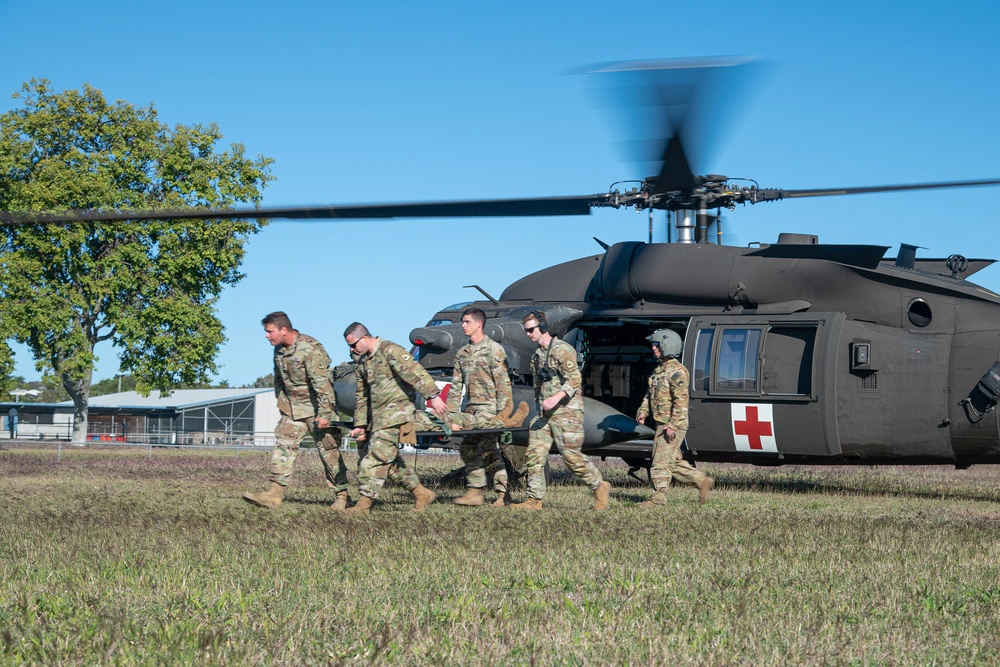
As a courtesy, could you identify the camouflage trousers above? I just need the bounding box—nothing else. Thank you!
[525,408,602,500]
[651,426,705,491]
[459,405,498,490]
[356,424,422,499]
[269,415,348,492]
[460,433,515,491]
[414,409,513,491]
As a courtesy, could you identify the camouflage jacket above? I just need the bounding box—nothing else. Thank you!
[637,358,690,432]
[354,338,440,431]
[273,332,336,421]
[531,337,583,412]
[447,336,512,416]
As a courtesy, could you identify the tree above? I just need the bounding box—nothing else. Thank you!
[0,80,274,443]
[245,373,275,388]
[90,374,137,397]
[0,340,13,399]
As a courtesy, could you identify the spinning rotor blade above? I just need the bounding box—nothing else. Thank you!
[1,195,607,225]
[749,178,1000,203]
[588,56,766,197]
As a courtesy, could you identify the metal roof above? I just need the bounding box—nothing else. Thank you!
[65,388,274,410]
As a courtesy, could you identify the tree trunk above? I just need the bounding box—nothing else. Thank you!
[64,367,93,445]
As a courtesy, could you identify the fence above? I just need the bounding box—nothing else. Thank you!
[3,427,280,448]
[0,435,453,463]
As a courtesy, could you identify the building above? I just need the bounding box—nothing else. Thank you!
[1,388,280,446]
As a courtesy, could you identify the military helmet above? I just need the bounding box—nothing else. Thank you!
[646,329,682,358]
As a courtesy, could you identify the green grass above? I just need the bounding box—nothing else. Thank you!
[2,444,1000,665]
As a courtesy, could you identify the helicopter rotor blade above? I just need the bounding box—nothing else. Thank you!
[587,56,766,198]
[0,195,608,225]
[750,178,1000,203]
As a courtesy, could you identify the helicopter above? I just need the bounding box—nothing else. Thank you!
[6,57,1000,472]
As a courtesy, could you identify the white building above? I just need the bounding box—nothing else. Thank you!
[2,388,280,446]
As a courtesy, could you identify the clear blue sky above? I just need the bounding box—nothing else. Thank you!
[3,1,999,387]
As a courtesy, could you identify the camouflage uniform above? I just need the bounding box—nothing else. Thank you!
[411,407,511,433]
[353,338,439,499]
[448,336,513,490]
[636,357,706,490]
[525,338,603,500]
[270,333,348,492]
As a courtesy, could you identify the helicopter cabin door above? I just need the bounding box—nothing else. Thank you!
[684,313,843,459]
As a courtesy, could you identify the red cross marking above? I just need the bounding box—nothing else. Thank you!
[734,406,773,450]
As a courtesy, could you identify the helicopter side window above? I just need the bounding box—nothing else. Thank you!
[762,326,815,396]
[692,328,714,392]
[716,328,762,392]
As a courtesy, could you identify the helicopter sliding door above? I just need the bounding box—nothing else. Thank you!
[684,313,843,459]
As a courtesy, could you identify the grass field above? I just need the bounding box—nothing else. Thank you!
[2,443,1000,665]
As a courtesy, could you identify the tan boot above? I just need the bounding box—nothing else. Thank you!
[492,492,509,507]
[453,487,485,506]
[698,477,715,505]
[412,484,437,512]
[638,490,668,507]
[330,491,349,513]
[593,480,612,511]
[345,495,373,515]
[500,401,530,428]
[242,482,284,509]
[510,498,543,511]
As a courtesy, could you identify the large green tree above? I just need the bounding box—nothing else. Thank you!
[0,79,274,443]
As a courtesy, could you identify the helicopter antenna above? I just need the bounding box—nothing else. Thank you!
[463,284,499,305]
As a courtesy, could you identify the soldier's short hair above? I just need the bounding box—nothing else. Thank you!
[262,311,293,330]
[522,310,547,328]
[344,322,370,339]
[461,307,486,327]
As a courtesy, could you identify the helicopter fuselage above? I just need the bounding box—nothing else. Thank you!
[407,236,1000,468]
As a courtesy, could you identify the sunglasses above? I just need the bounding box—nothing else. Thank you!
[524,325,539,334]
[348,336,367,350]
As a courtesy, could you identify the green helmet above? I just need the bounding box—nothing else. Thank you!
[646,329,682,358]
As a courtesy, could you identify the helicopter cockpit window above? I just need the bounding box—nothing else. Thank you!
[717,328,762,392]
[425,319,452,327]
[692,329,714,392]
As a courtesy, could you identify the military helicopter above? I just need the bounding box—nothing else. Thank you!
[7,57,1000,471]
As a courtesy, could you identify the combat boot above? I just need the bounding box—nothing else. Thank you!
[638,490,668,507]
[593,480,612,511]
[345,495,373,515]
[242,482,284,509]
[330,491,349,513]
[412,484,437,512]
[500,401,530,428]
[492,492,509,507]
[453,487,485,506]
[698,477,715,505]
[510,498,543,511]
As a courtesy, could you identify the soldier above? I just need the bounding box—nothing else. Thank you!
[344,322,445,515]
[449,307,515,507]
[635,329,714,505]
[511,311,612,511]
[243,312,349,511]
